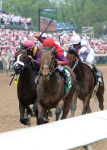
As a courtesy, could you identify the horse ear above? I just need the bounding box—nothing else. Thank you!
[51,46,55,53]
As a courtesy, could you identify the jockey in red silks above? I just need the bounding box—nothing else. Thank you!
[35,33,70,84]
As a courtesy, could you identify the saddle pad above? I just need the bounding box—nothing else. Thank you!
[63,66,72,93]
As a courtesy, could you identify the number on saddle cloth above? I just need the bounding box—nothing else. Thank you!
[63,66,72,93]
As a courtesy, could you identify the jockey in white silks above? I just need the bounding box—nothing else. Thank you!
[70,31,102,84]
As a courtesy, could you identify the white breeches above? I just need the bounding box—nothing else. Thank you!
[57,65,64,71]
[79,48,94,65]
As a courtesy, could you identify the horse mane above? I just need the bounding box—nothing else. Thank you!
[20,43,27,50]
[68,47,78,57]
[43,46,57,57]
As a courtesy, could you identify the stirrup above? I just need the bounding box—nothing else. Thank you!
[35,76,39,84]
[96,72,101,77]
[98,78,103,86]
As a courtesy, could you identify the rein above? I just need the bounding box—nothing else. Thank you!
[72,57,79,71]
[9,73,16,85]
[40,54,56,79]
[10,49,32,85]
[14,49,32,69]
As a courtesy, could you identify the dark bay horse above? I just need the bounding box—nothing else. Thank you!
[13,49,38,126]
[66,48,104,116]
[37,47,76,125]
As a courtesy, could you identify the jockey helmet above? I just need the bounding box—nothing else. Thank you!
[71,35,81,45]
[23,40,34,48]
[43,38,55,48]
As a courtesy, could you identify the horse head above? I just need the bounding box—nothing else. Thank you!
[40,46,56,79]
[13,49,31,74]
[66,47,79,70]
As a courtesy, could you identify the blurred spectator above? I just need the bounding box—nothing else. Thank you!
[1,51,10,76]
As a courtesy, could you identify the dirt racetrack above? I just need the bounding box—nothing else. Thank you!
[0,66,107,150]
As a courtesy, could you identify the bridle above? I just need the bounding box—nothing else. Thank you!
[72,57,79,71]
[40,53,56,79]
[13,49,32,74]
[67,48,79,71]
[9,49,32,85]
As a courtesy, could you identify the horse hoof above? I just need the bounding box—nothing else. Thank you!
[20,118,29,125]
[44,118,49,124]
[37,117,44,125]
[55,107,62,115]
[99,105,104,110]
[48,110,53,117]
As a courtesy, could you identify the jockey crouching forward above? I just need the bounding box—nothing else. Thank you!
[22,40,41,71]
[35,33,70,84]
[14,40,42,82]
[70,32,102,85]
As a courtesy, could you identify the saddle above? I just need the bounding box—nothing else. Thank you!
[83,63,99,99]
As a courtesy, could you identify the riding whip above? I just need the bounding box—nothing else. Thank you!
[40,16,54,36]
[9,73,16,85]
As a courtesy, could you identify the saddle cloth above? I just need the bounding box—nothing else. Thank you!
[15,75,20,87]
[63,66,72,97]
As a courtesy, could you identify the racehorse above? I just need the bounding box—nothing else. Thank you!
[13,48,38,126]
[37,46,76,125]
[66,48,104,116]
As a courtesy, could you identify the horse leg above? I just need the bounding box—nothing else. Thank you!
[19,102,30,125]
[81,96,91,115]
[70,92,77,117]
[87,105,92,113]
[84,145,92,150]
[37,103,44,125]
[61,98,72,119]
[48,109,53,117]
[55,100,64,121]
[96,86,104,110]
[43,110,49,123]
[25,106,32,117]
[33,101,38,118]
[26,106,32,127]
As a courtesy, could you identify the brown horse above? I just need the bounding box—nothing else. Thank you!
[13,49,38,126]
[66,48,104,116]
[37,47,76,125]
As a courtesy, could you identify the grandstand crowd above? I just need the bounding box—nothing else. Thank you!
[0,28,106,75]
[0,28,107,58]
[0,11,31,26]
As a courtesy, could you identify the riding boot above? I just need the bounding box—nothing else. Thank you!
[59,69,70,84]
[92,64,103,85]
[35,68,42,84]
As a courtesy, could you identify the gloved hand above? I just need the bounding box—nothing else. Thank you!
[35,33,42,39]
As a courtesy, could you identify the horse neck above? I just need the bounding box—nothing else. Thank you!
[20,64,34,81]
[41,71,58,87]
[74,60,86,78]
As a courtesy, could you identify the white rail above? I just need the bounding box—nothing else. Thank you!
[0,110,107,150]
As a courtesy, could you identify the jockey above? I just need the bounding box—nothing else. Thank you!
[22,40,41,70]
[15,40,41,82]
[70,31,102,85]
[35,33,70,84]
